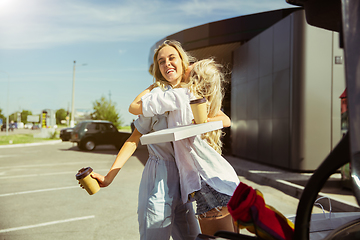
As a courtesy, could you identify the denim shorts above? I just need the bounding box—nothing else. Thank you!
[191,180,231,216]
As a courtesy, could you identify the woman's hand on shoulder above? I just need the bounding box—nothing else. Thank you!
[184,63,195,83]
[207,110,231,128]
[129,84,155,115]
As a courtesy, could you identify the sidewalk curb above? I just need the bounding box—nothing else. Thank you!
[225,155,360,213]
[0,140,62,149]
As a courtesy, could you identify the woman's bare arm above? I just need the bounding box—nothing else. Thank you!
[129,85,155,115]
[207,110,231,127]
[91,128,142,187]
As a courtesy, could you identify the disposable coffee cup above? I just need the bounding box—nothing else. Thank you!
[190,97,208,124]
[76,167,100,195]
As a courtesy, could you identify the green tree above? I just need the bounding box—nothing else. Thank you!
[56,108,67,125]
[21,110,32,124]
[92,96,123,128]
[9,112,20,123]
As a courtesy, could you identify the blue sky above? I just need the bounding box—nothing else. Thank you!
[0,0,293,125]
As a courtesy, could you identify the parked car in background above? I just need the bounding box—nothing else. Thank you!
[32,124,41,130]
[60,127,73,141]
[24,123,33,129]
[70,120,129,151]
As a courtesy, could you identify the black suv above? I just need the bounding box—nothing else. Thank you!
[60,127,73,141]
[70,120,129,151]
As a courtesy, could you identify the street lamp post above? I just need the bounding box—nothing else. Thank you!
[70,61,87,128]
[0,71,10,136]
[70,61,76,127]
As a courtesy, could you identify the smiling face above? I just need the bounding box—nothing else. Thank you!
[157,46,183,87]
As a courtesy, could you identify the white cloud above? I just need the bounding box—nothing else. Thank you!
[173,0,292,17]
[0,0,182,49]
[118,49,126,55]
[0,0,292,49]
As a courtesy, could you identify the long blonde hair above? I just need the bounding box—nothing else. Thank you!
[152,41,227,153]
[182,58,227,154]
[152,40,195,89]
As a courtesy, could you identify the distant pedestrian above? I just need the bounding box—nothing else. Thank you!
[130,119,135,133]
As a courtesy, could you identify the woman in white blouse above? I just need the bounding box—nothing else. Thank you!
[129,40,240,236]
[89,40,201,240]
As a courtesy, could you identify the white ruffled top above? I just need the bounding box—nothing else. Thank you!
[141,87,240,203]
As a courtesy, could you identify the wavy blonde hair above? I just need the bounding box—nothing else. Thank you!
[152,40,195,89]
[182,58,227,154]
[152,41,227,154]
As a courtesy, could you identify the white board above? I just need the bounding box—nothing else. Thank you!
[27,115,40,122]
[140,121,223,145]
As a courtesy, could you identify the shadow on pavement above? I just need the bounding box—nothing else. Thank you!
[288,179,354,196]
[59,144,119,154]
[59,142,149,166]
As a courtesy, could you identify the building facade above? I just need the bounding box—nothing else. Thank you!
[150,8,345,171]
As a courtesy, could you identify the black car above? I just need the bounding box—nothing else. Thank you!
[70,120,130,151]
[31,124,40,130]
[60,127,73,141]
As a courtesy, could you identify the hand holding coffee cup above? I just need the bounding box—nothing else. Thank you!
[190,97,208,124]
[76,167,100,195]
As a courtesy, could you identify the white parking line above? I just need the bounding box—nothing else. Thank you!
[0,216,95,233]
[0,171,75,180]
[0,186,79,197]
[0,169,109,180]
[0,155,20,158]
[0,161,101,170]
[0,140,62,149]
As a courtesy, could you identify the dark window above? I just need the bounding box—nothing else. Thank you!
[106,124,117,132]
[86,123,98,133]
[99,124,107,131]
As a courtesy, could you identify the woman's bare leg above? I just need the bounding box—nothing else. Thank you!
[198,207,237,236]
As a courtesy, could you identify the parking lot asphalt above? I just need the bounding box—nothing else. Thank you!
[0,137,359,239]
[1,138,358,213]
[0,141,143,240]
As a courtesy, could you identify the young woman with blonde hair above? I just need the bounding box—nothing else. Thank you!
[129,40,240,236]
[88,39,201,240]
